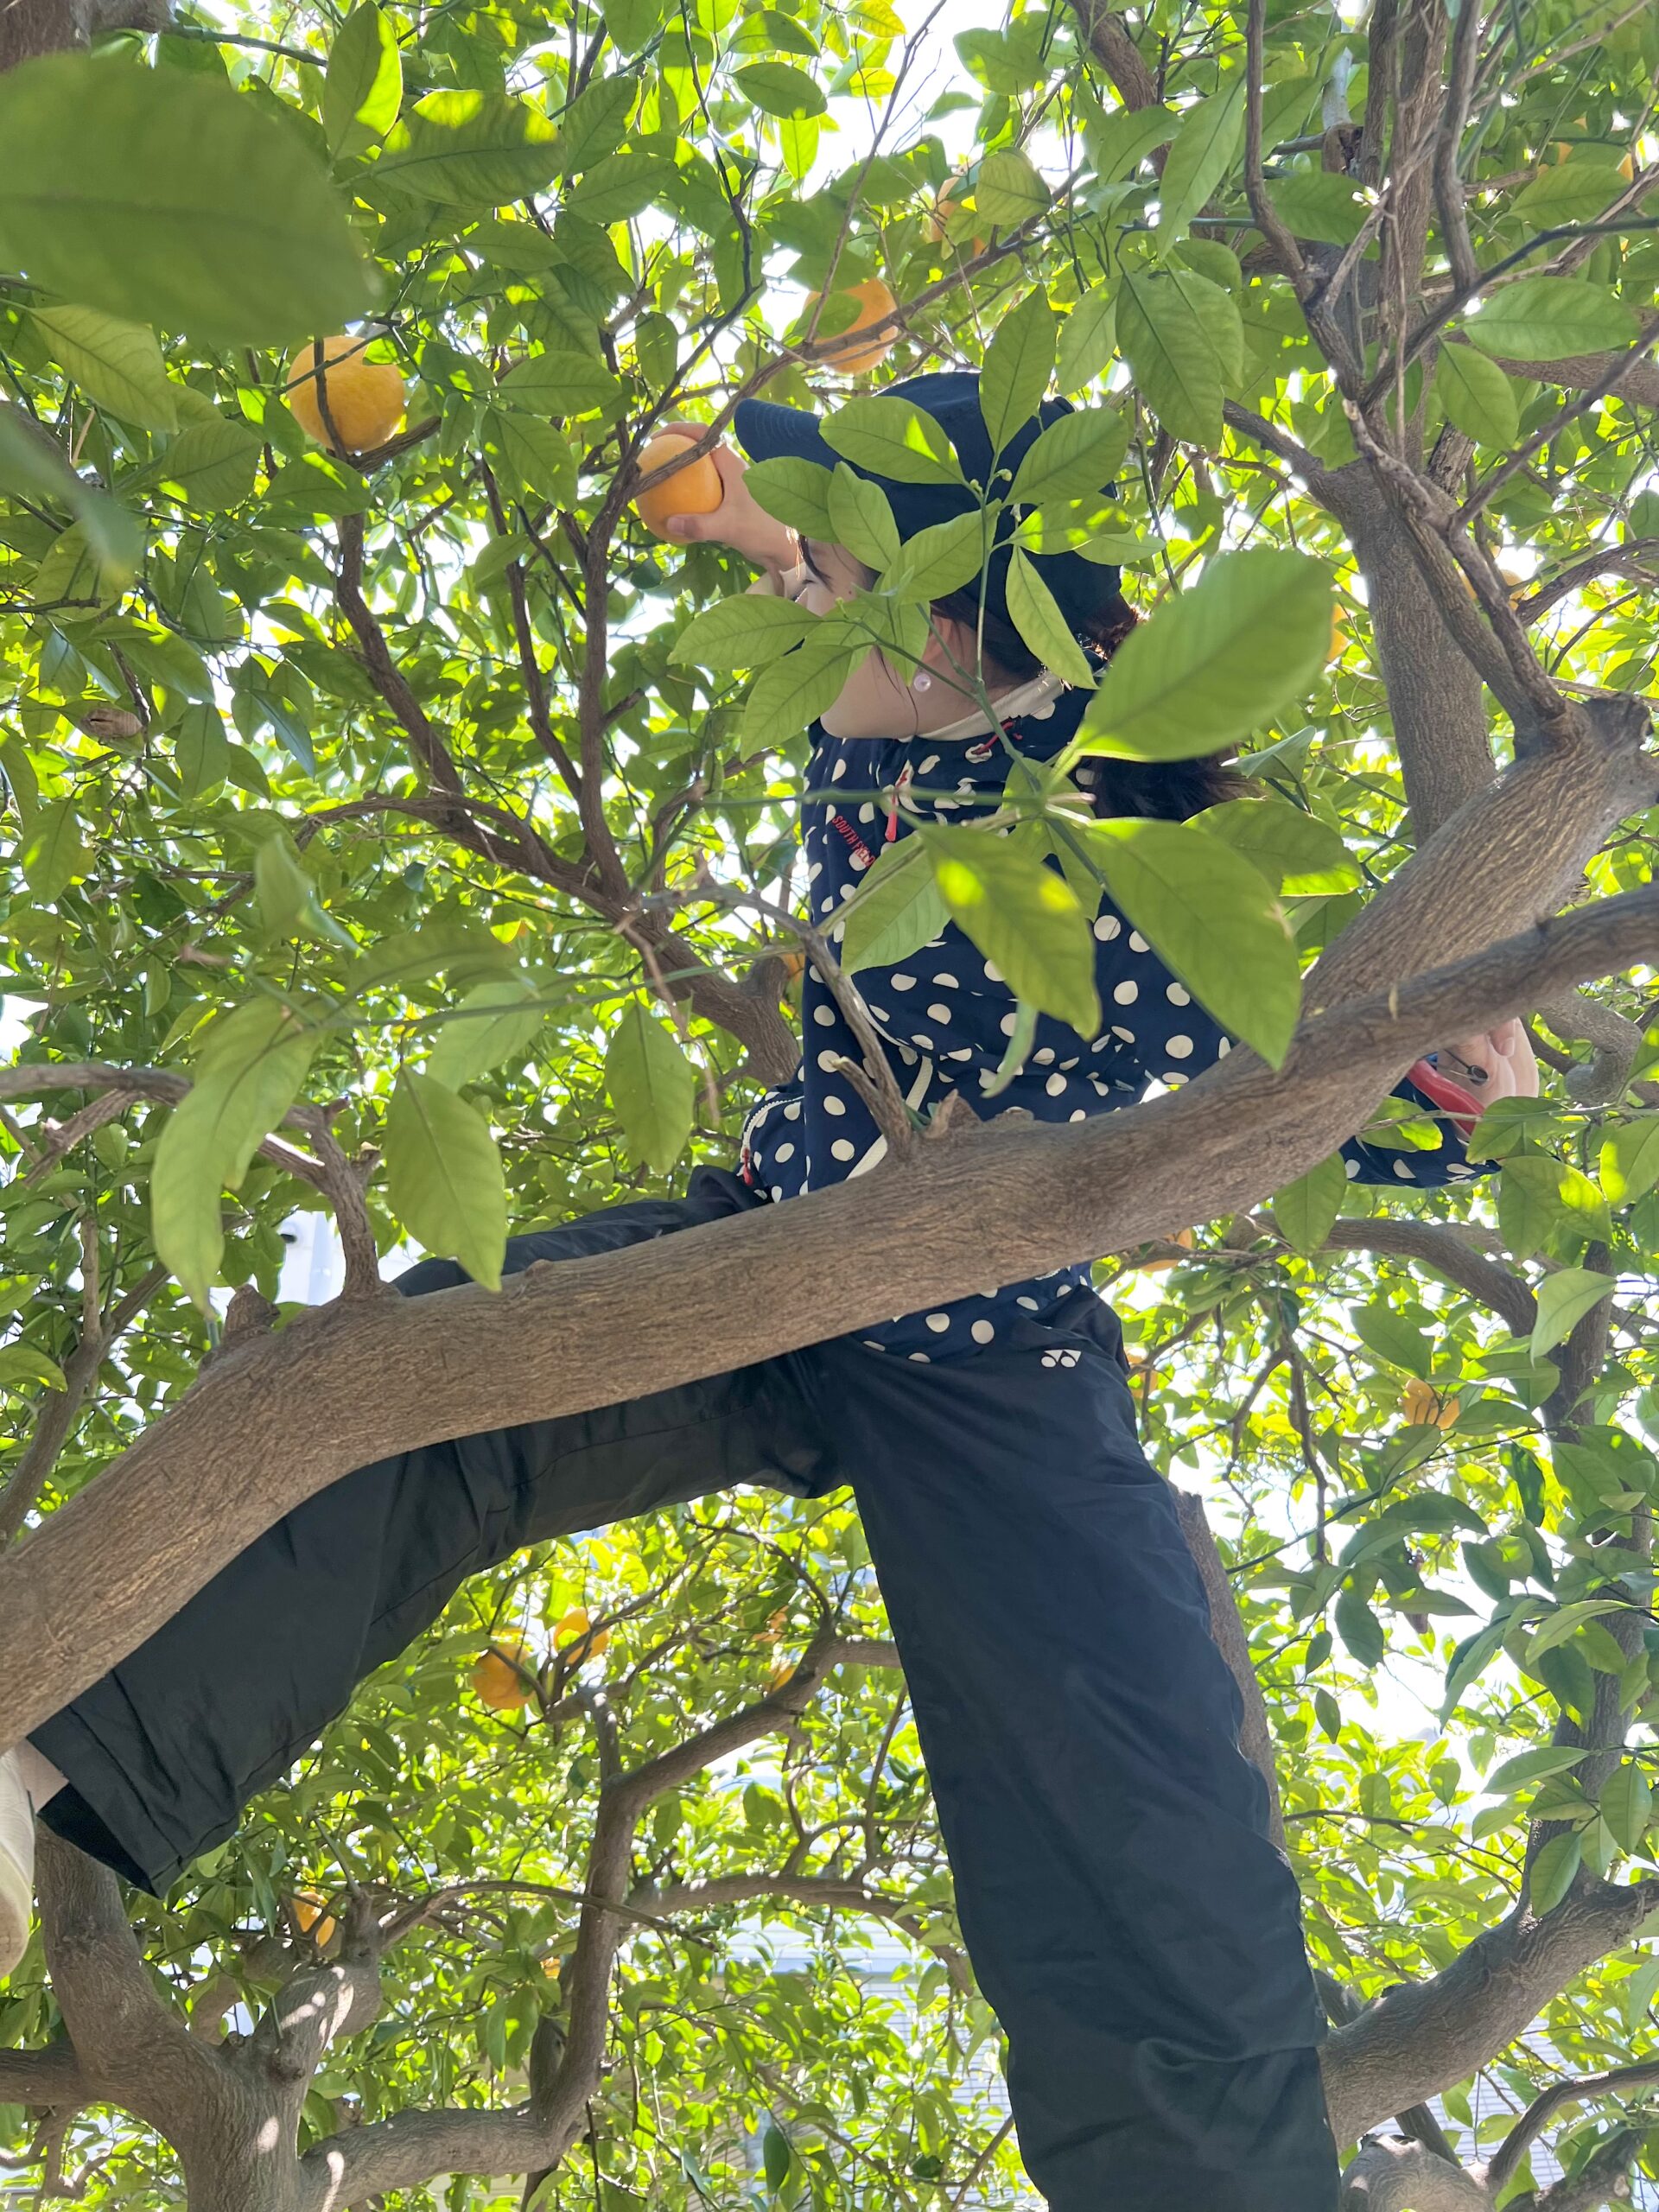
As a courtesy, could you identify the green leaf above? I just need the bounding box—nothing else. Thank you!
[323,3,403,155]
[884,512,988,601]
[151,1001,319,1305]
[1530,1266,1616,1357]
[1264,172,1369,245]
[1080,547,1332,760]
[1334,1586,1385,1666]
[605,1003,696,1174]
[1528,1831,1583,1915]
[1007,406,1129,506]
[1512,158,1629,228]
[920,829,1098,1035]
[426,980,546,1089]
[974,148,1050,227]
[1116,266,1243,450]
[563,150,673,224]
[30,305,178,432]
[1601,1764,1654,1854]
[761,2120,794,2195]
[733,61,825,118]
[826,463,900,570]
[1005,549,1094,686]
[744,456,836,537]
[153,415,263,511]
[0,404,142,578]
[1602,1116,1659,1204]
[385,1070,507,1291]
[980,291,1057,454]
[1055,294,1116,396]
[1156,72,1245,245]
[1085,817,1301,1065]
[1527,1599,1631,1661]
[175,701,232,798]
[0,1346,68,1395]
[484,410,577,505]
[498,349,625,419]
[20,797,88,902]
[1483,1745,1586,1795]
[1090,103,1179,183]
[0,55,374,344]
[672,594,818,671]
[601,0,660,54]
[254,830,347,943]
[838,838,950,974]
[1434,344,1521,448]
[1272,1154,1347,1255]
[1186,798,1359,894]
[820,397,963,486]
[742,623,861,745]
[1466,276,1639,363]
[368,90,562,209]
[1350,1299,1431,1376]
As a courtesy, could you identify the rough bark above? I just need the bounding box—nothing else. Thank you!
[0,0,169,70]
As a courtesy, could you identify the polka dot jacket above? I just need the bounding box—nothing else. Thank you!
[737,671,1483,1360]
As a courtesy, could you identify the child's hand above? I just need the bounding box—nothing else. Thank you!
[663,445,798,576]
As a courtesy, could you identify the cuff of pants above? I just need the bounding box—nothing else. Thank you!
[30,1705,182,1896]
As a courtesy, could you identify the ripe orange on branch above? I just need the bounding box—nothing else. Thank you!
[554,1605,610,1658]
[471,1636,537,1709]
[805,276,899,374]
[286,334,405,456]
[293,1891,337,1948]
[1401,1377,1459,1430]
[632,428,723,539]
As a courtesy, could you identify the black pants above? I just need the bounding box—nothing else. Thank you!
[35,1171,1339,2209]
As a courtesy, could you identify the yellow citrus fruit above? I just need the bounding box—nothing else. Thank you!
[807,276,899,374]
[1328,604,1349,661]
[767,1659,796,1691]
[554,1605,611,1658]
[286,334,406,456]
[1401,1377,1459,1430]
[632,428,723,539]
[294,1891,337,1948]
[471,1637,537,1709]
[928,178,988,255]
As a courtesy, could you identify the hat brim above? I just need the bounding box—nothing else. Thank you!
[733,397,836,470]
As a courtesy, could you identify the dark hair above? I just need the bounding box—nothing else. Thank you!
[804,541,1247,825]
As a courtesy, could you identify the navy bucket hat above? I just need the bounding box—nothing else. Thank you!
[733,369,1122,642]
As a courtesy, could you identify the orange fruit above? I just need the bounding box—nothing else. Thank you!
[767,1659,797,1691]
[1137,1227,1196,1274]
[632,428,723,539]
[806,276,899,374]
[286,334,405,456]
[1401,1377,1459,1430]
[294,1891,337,1948]
[1328,604,1349,661]
[553,1605,611,1658]
[471,1637,537,1709]
[928,178,988,255]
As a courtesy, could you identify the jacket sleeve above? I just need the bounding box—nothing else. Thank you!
[848,891,1486,1192]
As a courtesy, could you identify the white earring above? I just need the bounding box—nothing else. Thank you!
[912,671,933,693]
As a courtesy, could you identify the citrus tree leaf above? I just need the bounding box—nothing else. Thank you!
[324,2,404,155]
[426,980,547,1090]
[0,406,142,578]
[742,622,861,744]
[1156,72,1245,245]
[1005,549,1095,685]
[1007,406,1129,505]
[838,837,950,973]
[1527,1830,1581,1915]
[980,290,1057,454]
[605,1002,696,1173]
[1530,1266,1616,1358]
[367,91,562,209]
[20,797,88,902]
[974,148,1049,227]
[0,54,375,343]
[920,828,1098,1034]
[672,594,818,671]
[820,397,963,485]
[744,455,836,535]
[1599,1763,1653,1854]
[1272,1154,1347,1255]
[1466,276,1638,362]
[826,463,900,569]
[1434,343,1521,448]
[1186,797,1359,893]
[1055,294,1116,395]
[1080,547,1332,760]
[1116,266,1242,450]
[29,305,178,433]
[1602,1116,1659,1204]
[733,62,825,118]
[385,1069,507,1289]
[1087,817,1302,1065]
[884,512,988,601]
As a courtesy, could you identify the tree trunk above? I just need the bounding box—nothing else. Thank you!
[0,0,172,73]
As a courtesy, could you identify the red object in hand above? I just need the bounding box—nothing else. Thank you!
[1408,1057,1484,1138]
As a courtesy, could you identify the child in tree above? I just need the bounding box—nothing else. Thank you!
[0,373,1534,2212]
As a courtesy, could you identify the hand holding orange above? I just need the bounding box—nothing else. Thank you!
[632,428,725,539]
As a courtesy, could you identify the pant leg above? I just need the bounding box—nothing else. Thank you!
[35,1172,830,1895]
[808,1300,1339,2212]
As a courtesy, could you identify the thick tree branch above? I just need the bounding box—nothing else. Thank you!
[1488,2056,1659,2198]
